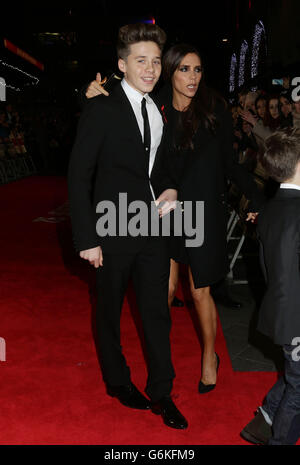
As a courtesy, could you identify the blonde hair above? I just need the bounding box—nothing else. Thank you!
[244,91,260,111]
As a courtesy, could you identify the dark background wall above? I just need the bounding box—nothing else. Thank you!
[1,0,299,106]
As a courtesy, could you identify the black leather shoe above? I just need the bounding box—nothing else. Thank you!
[240,409,272,445]
[171,296,184,307]
[214,295,242,309]
[152,396,188,429]
[107,382,151,410]
[198,353,220,394]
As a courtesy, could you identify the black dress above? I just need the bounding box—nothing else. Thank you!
[161,98,264,288]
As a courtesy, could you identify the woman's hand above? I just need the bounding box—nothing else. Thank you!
[155,189,178,217]
[246,212,259,223]
[85,72,109,99]
[240,110,258,127]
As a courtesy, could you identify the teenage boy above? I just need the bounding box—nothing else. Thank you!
[68,23,187,430]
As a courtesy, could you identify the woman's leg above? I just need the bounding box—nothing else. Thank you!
[168,259,179,309]
[188,267,218,385]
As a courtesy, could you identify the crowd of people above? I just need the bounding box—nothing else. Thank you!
[230,81,300,198]
[0,103,27,154]
[2,21,300,446]
[0,101,76,182]
[0,102,36,183]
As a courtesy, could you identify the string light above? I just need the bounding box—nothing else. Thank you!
[238,40,249,87]
[251,20,267,89]
[0,59,39,85]
[229,53,237,93]
[229,20,267,95]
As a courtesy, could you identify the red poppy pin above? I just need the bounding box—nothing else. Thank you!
[161,105,167,123]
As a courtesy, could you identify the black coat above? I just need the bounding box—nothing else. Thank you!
[257,188,300,345]
[68,83,174,254]
[161,98,265,287]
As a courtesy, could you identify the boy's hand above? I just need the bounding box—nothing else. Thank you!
[86,72,109,98]
[79,246,103,267]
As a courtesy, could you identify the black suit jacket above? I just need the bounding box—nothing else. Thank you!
[257,188,300,345]
[68,83,174,254]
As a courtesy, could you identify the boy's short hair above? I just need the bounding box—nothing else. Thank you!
[117,23,167,60]
[261,127,300,182]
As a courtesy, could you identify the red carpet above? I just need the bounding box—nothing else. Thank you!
[0,176,288,445]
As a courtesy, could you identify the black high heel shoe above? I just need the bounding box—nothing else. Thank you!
[198,353,220,394]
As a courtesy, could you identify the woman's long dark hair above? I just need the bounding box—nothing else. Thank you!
[162,43,225,150]
[263,94,281,131]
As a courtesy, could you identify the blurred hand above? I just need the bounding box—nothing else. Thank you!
[240,110,258,127]
[246,212,259,223]
[79,246,103,268]
[85,72,109,99]
[155,189,178,217]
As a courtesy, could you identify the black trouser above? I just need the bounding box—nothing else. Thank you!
[263,344,300,445]
[95,238,175,402]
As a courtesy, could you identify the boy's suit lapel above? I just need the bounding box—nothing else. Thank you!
[114,84,152,173]
[148,97,168,176]
[114,84,144,148]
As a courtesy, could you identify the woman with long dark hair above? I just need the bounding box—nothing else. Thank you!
[263,95,281,131]
[84,43,263,393]
[158,44,262,392]
[279,90,293,127]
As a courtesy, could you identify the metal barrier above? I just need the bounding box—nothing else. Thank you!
[0,140,36,184]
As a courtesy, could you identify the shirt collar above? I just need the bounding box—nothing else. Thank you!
[121,78,152,104]
[280,182,300,191]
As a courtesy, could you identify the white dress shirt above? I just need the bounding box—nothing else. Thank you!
[121,78,164,199]
[280,183,300,191]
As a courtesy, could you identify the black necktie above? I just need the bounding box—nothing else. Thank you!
[141,97,151,155]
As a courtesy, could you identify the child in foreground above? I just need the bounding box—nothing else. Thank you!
[241,127,300,445]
